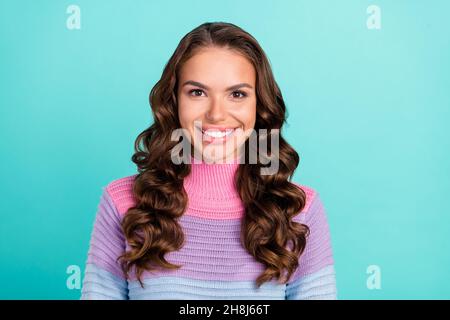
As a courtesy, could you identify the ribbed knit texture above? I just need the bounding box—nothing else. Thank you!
[81,158,337,300]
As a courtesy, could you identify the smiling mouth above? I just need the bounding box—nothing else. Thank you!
[202,128,236,138]
[196,127,240,143]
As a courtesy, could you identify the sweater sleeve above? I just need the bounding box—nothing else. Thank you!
[80,187,129,300]
[285,193,337,300]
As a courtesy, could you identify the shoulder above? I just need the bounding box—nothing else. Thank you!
[291,182,319,214]
[104,174,138,216]
[290,182,329,227]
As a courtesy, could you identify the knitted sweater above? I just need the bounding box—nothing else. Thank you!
[80,159,337,300]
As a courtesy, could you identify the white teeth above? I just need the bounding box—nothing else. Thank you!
[202,129,235,138]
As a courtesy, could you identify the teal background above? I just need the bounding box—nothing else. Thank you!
[1,0,449,299]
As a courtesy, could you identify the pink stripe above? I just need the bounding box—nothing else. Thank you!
[106,174,317,219]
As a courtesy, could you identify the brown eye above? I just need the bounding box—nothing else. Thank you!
[189,89,205,97]
[232,90,247,99]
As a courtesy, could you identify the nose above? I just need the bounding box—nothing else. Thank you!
[205,98,227,122]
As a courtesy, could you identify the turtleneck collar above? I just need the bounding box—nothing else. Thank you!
[182,155,245,219]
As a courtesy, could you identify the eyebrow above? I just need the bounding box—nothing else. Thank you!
[181,80,253,91]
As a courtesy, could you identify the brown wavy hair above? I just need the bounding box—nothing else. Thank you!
[118,21,309,288]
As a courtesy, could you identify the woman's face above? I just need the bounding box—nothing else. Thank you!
[177,46,257,163]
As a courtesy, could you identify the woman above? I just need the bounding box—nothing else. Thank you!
[81,21,337,300]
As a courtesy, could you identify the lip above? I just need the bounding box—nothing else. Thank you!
[195,125,240,144]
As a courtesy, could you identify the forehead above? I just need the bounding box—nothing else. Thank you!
[178,46,256,87]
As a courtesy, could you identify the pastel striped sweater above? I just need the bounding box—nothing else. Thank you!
[81,159,337,300]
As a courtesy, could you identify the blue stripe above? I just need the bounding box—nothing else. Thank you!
[80,263,128,300]
[81,258,337,300]
[285,264,337,300]
[128,276,286,300]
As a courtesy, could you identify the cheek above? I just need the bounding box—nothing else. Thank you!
[178,100,197,128]
[240,101,257,129]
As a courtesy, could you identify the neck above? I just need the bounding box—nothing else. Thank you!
[183,155,244,219]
